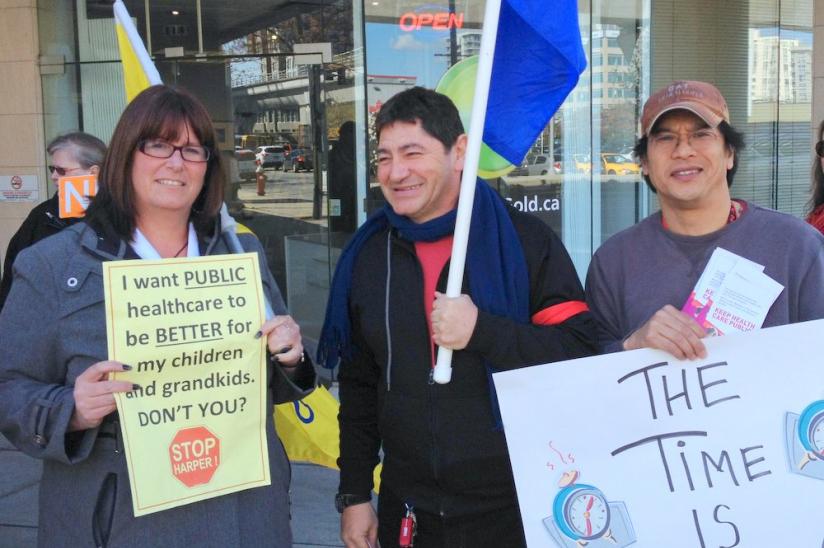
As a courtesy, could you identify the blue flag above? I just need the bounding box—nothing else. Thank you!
[483,0,587,165]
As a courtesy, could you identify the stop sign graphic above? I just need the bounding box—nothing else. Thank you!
[169,426,221,487]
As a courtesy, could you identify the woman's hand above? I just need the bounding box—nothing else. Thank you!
[258,315,304,367]
[69,361,135,432]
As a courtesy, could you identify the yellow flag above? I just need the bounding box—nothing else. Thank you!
[275,385,382,492]
[113,0,162,102]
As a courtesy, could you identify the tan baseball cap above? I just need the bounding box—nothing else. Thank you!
[640,80,730,136]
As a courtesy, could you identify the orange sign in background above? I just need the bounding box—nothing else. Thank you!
[57,174,98,218]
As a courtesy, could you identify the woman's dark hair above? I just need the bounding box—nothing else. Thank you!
[375,87,464,150]
[809,120,824,214]
[85,85,225,238]
[633,117,745,193]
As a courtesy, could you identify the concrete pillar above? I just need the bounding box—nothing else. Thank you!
[0,0,46,273]
[0,3,43,545]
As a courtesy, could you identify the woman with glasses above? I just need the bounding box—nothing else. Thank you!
[0,132,106,311]
[808,123,824,234]
[0,85,315,547]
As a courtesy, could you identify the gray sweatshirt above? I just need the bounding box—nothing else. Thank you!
[586,203,824,353]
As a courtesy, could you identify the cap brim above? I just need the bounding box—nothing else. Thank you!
[644,102,724,136]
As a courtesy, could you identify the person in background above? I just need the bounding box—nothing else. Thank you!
[807,120,824,234]
[328,121,357,235]
[586,80,824,359]
[0,85,315,547]
[321,87,597,548]
[0,132,106,311]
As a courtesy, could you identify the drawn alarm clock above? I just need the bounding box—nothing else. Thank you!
[797,400,824,469]
[552,470,617,546]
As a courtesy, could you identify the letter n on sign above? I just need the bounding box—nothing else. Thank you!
[169,426,221,487]
[58,175,98,219]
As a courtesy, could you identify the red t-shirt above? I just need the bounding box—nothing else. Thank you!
[415,236,454,367]
[808,204,824,235]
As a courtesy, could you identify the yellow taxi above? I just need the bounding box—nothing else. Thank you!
[600,153,640,175]
[573,154,591,173]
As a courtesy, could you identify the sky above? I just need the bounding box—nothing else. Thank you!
[365,21,458,88]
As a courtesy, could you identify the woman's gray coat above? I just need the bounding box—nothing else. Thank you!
[0,221,316,547]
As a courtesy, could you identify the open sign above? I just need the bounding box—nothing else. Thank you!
[398,11,465,31]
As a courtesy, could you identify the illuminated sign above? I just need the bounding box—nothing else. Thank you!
[398,11,465,31]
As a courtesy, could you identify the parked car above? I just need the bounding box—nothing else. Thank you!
[600,153,640,175]
[255,145,286,169]
[283,148,314,172]
[573,154,592,173]
[509,159,529,177]
[507,154,562,177]
[235,148,256,180]
[525,154,562,176]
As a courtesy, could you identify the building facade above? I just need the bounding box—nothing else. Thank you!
[0,0,822,541]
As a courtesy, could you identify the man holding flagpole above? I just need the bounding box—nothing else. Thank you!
[320,87,596,548]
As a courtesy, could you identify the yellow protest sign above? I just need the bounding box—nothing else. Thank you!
[103,253,270,516]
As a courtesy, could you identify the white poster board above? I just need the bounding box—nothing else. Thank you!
[493,319,824,548]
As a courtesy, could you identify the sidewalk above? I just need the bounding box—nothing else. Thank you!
[291,378,347,547]
[291,462,344,547]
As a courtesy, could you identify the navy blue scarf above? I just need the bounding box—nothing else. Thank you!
[318,179,529,373]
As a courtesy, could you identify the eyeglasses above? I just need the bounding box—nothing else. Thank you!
[138,139,211,162]
[815,140,824,158]
[649,128,721,151]
[48,165,84,177]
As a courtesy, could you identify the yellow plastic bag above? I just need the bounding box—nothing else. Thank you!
[275,385,381,492]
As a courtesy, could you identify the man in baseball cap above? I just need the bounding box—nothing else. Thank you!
[585,80,824,359]
[640,80,730,136]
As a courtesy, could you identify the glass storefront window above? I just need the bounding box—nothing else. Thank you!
[37,0,365,358]
[34,0,817,291]
[361,0,812,279]
[587,0,650,261]
[362,0,649,276]
[647,0,813,218]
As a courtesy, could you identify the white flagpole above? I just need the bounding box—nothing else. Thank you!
[113,0,162,85]
[219,204,276,320]
[432,0,503,384]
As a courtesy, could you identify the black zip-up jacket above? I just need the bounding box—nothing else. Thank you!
[337,207,598,518]
[0,192,80,311]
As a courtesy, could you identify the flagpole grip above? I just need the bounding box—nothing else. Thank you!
[433,348,453,384]
[432,0,502,385]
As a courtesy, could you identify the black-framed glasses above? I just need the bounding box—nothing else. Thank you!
[48,165,83,176]
[816,140,824,158]
[138,139,211,162]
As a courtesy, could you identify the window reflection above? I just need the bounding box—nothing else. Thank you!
[39,0,815,285]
